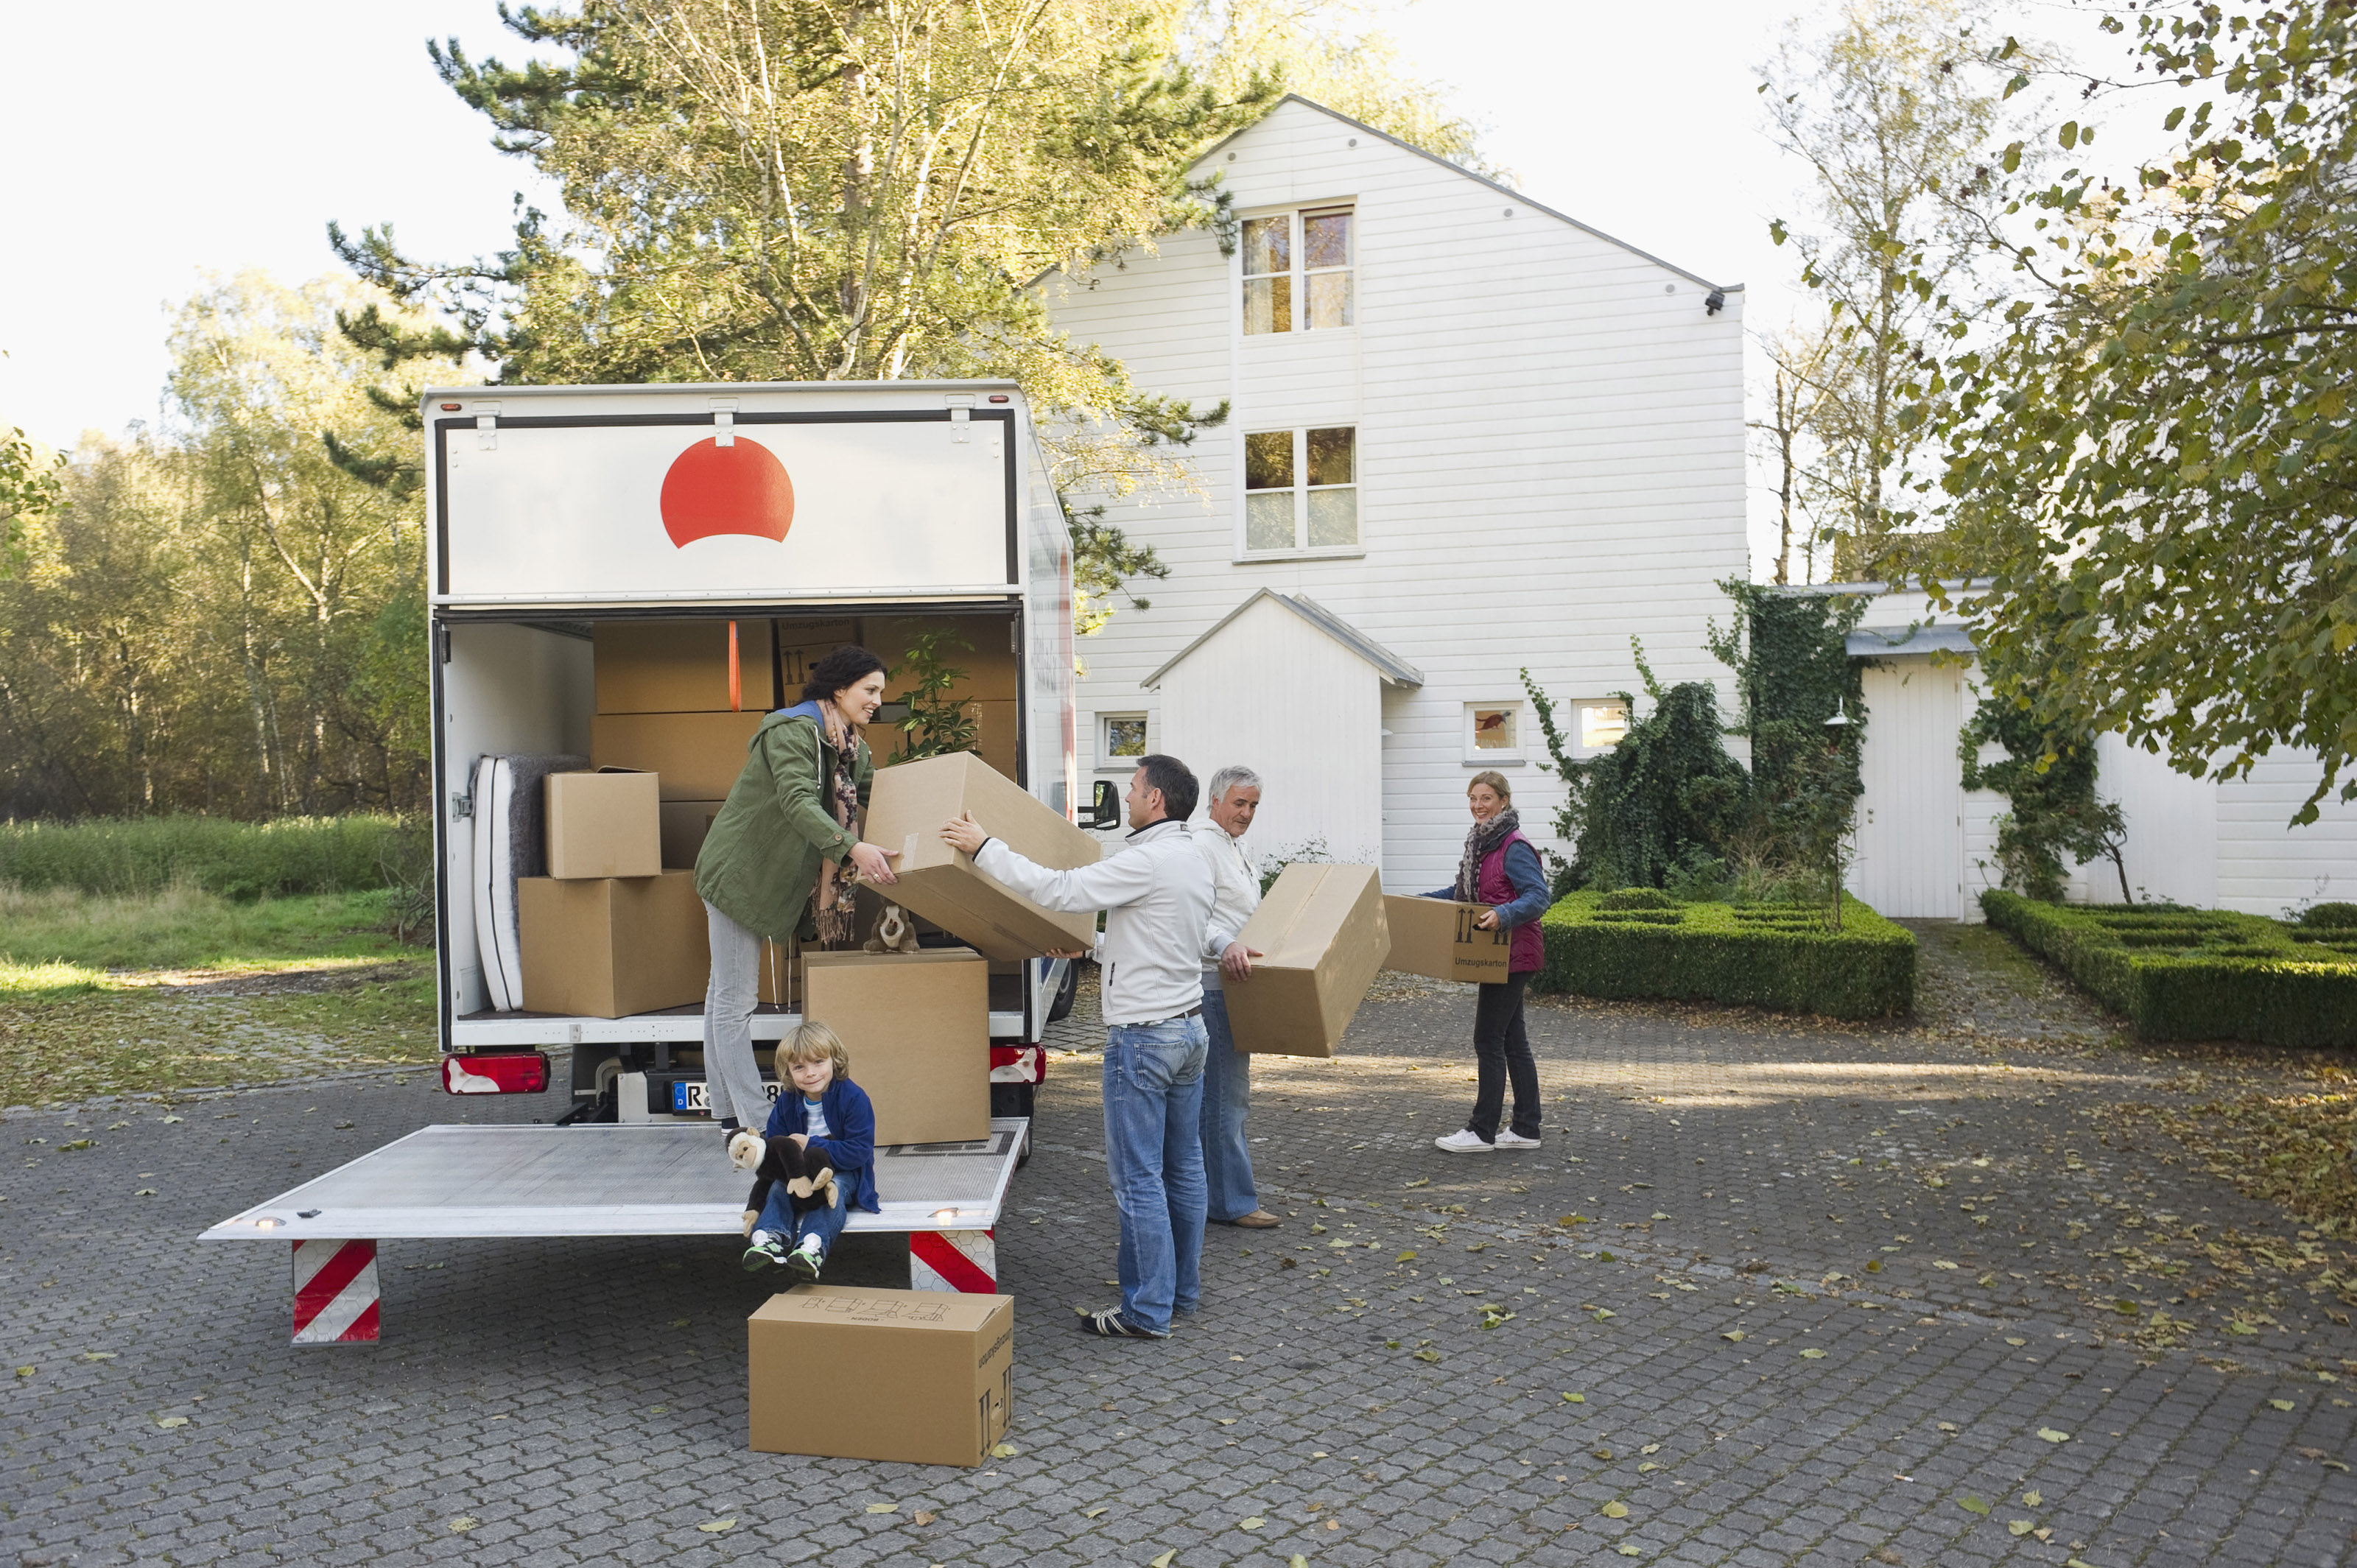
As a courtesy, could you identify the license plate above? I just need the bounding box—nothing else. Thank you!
[670,1079,781,1114]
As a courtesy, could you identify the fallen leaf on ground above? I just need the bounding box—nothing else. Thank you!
[155,1416,188,1429]
[2267,1399,2294,1411]
[1404,1178,1430,1189]
[2005,1337,2026,1346]
[670,1318,689,1328]
[1723,1331,1746,1342]
[81,1351,117,1362]
[13,1367,31,1377]
[2008,1519,2034,1536]
[1396,1250,1417,1262]
[1150,1552,1176,1568]
[1619,1548,1641,1558]
[990,1443,1019,1458]
[866,1503,898,1513]
[2037,1427,2071,1443]
[913,1511,936,1525]
[1239,1517,1265,1530]
[1562,1392,1586,1402]
[1601,1501,1629,1518]
[1933,1260,1959,1270]
[697,1519,734,1533]
[1959,1495,1990,1516]
[1216,1418,1237,1425]
[1640,1444,1660,1455]
[2023,1490,2041,1507]
[1799,1349,1827,1359]
[449,1517,479,1533]
[1082,1507,1107,1518]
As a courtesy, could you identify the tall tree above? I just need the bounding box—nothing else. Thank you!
[1897,1,2357,823]
[1761,0,2019,580]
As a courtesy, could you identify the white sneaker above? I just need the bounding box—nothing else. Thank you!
[1434,1129,1494,1154]
[1494,1130,1542,1150]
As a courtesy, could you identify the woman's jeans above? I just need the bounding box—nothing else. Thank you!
[757,1173,849,1258]
[1102,1015,1210,1334]
[701,901,772,1129]
[1466,971,1539,1142]
[1198,980,1260,1222]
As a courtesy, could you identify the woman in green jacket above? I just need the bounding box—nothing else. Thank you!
[695,645,900,1136]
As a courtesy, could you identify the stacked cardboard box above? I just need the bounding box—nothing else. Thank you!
[519,870,710,1017]
[803,948,991,1144]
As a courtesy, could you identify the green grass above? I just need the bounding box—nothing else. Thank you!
[0,813,407,899]
[0,885,413,995]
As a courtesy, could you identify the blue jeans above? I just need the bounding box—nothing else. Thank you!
[1102,1014,1209,1334]
[757,1174,849,1259]
[1198,982,1260,1222]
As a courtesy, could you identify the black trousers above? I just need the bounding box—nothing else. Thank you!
[1465,971,1539,1142]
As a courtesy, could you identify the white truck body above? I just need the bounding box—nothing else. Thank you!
[424,380,1080,1100]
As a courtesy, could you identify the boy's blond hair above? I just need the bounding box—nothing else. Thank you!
[778,1019,851,1080]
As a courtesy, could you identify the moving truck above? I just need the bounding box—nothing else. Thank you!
[426,380,1110,1127]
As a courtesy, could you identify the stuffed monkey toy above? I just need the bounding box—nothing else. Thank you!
[728,1129,837,1237]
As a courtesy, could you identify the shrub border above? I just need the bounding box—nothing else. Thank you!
[1534,892,1915,1019]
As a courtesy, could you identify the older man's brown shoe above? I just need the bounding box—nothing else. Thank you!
[1228,1210,1283,1229]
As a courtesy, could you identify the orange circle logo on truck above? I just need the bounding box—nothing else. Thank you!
[659,436,795,547]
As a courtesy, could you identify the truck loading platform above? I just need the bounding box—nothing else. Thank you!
[200,1119,1025,1344]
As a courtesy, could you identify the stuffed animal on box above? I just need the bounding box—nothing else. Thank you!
[863,901,921,954]
[728,1129,837,1237]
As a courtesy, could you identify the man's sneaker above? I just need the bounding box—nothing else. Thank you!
[1434,1128,1495,1154]
[741,1235,787,1273]
[783,1238,823,1283]
[1494,1129,1542,1150]
[1077,1307,1167,1339]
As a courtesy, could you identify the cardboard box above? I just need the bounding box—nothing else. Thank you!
[748,1285,1012,1466]
[776,619,861,697]
[544,768,662,879]
[591,711,765,800]
[861,752,1100,960]
[756,938,798,1007]
[659,799,727,869]
[1382,894,1511,984]
[594,620,778,714]
[802,948,990,1144]
[518,869,710,1018]
[1222,863,1391,1057]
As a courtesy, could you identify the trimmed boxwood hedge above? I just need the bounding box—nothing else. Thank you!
[1980,890,2357,1048]
[1534,892,1916,1019]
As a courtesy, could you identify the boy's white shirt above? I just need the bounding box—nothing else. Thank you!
[973,818,1227,1027]
[1195,822,1261,971]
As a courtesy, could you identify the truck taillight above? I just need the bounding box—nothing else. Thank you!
[441,1052,549,1095]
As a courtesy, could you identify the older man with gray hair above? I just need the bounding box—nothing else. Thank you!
[1195,764,1279,1228]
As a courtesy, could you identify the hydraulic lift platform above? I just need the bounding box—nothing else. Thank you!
[200,1119,1025,1344]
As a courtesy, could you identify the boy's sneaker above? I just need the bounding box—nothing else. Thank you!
[741,1234,788,1273]
[1434,1128,1495,1154]
[783,1237,824,1283]
[1078,1307,1167,1340]
[1494,1129,1542,1150]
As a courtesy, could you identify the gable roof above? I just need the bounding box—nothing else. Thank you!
[1191,94,1738,293]
[1142,588,1425,691]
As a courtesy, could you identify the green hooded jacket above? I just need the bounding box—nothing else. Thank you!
[694,703,874,939]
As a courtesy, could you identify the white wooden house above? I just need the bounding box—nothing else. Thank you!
[1041,96,1747,892]
[1841,587,2357,918]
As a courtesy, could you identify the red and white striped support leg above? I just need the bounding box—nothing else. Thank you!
[909,1228,997,1293]
[291,1239,380,1346]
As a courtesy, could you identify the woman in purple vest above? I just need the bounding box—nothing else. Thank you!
[1427,770,1551,1153]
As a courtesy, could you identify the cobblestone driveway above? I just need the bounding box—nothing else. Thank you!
[4,931,2353,1567]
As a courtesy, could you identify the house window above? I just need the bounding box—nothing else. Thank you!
[1464,702,1526,764]
[1576,700,1630,752]
[1243,426,1358,553]
[1241,207,1354,334]
[1099,713,1148,769]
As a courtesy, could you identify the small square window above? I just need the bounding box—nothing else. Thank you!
[1464,702,1525,764]
[1100,713,1147,768]
[1577,700,1630,752]
[1241,207,1352,334]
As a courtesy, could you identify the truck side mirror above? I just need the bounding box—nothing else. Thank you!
[1086,778,1121,830]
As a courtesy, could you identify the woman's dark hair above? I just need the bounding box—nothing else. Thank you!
[1136,753,1199,823]
[802,644,888,705]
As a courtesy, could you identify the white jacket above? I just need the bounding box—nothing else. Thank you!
[1195,824,1261,976]
[974,819,1233,1027]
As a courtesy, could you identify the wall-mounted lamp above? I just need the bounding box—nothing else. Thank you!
[1705,288,1727,315]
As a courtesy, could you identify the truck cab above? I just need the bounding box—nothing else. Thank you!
[424,381,1092,1125]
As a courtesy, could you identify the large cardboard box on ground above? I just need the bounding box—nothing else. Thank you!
[1223,864,1391,1057]
[591,711,764,800]
[518,869,710,1018]
[594,620,778,714]
[544,768,662,879]
[658,799,727,869]
[861,752,1099,960]
[1382,894,1511,984]
[748,1285,1012,1466]
[802,948,989,1144]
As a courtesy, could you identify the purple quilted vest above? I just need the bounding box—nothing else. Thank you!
[1478,831,1544,975]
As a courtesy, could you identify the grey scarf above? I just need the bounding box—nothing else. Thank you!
[1454,807,1522,902]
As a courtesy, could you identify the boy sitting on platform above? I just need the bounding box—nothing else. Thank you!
[731,1022,878,1282]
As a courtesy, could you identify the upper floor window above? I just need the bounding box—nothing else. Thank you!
[1241,207,1355,334]
[1244,426,1358,554]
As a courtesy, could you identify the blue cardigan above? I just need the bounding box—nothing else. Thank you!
[1423,837,1550,929]
[762,1077,880,1214]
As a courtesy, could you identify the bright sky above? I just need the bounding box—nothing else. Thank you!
[0,0,2189,573]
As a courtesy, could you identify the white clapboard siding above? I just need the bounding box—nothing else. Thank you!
[2214,750,2357,914]
[1044,96,1748,893]
[1153,594,1385,866]
[1852,662,1966,918]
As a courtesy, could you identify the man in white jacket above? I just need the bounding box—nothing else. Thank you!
[1195,766,1279,1229]
[941,755,1244,1340]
